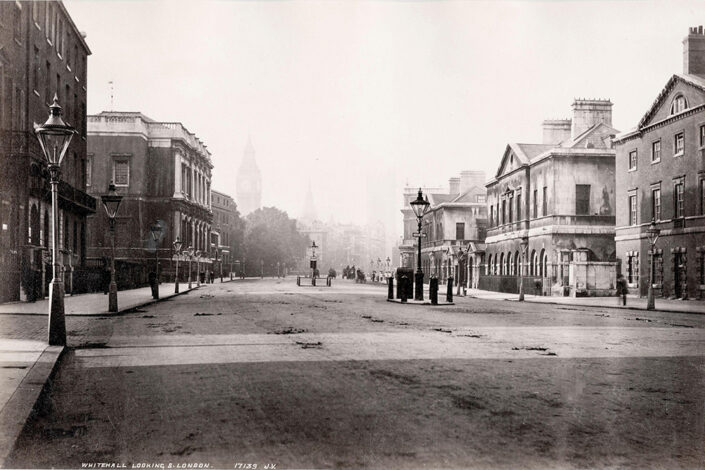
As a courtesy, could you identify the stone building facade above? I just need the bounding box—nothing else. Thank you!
[482,99,619,296]
[86,111,213,288]
[399,171,487,287]
[0,1,94,302]
[211,189,241,278]
[614,26,705,300]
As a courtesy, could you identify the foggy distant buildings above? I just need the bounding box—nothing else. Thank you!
[236,137,262,216]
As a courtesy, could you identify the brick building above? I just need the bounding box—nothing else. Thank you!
[0,1,94,302]
[211,189,242,277]
[482,99,619,296]
[86,111,213,288]
[614,26,705,300]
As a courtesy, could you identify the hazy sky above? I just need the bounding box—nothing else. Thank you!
[65,0,701,237]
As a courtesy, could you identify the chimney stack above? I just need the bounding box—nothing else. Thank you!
[459,170,486,194]
[684,26,705,77]
[542,119,572,145]
[449,177,461,195]
[571,99,612,139]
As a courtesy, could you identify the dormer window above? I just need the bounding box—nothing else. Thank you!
[670,95,687,115]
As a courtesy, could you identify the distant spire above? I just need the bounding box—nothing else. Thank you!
[302,180,317,222]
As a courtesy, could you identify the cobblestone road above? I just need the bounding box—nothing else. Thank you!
[6,279,705,469]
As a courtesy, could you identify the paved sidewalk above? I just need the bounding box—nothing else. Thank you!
[0,282,204,467]
[464,288,705,314]
[0,282,199,316]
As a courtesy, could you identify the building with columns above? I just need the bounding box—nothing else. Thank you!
[86,111,213,288]
[482,99,619,297]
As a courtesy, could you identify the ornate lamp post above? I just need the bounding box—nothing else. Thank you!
[187,245,194,289]
[410,189,431,301]
[519,236,529,302]
[150,223,162,299]
[195,250,201,287]
[173,237,183,293]
[310,241,318,279]
[34,96,75,345]
[646,219,661,310]
[100,182,123,312]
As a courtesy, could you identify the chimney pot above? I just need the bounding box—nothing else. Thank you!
[684,26,705,76]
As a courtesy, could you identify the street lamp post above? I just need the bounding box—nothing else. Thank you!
[410,189,431,301]
[150,224,162,299]
[187,245,193,289]
[173,237,183,293]
[386,256,391,276]
[310,241,318,280]
[34,96,75,345]
[519,236,529,302]
[100,182,123,313]
[646,219,661,310]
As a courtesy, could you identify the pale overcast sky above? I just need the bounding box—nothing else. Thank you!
[64,0,701,238]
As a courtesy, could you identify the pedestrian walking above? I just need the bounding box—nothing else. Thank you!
[616,274,627,306]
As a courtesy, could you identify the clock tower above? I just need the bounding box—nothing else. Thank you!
[236,136,262,216]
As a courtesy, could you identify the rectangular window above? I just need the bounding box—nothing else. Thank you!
[652,140,661,163]
[86,155,92,187]
[113,158,130,187]
[628,150,637,170]
[700,125,705,147]
[674,132,684,156]
[56,74,60,100]
[508,194,514,222]
[701,178,705,216]
[516,193,521,221]
[652,187,661,221]
[476,195,486,203]
[629,195,637,225]
[45,61,51,101]
[533,189,538,218]
[627,254,639,287]
[456,222,465,241]
[489,205,494,226]
[501,200,506,225]
[32,1,39,24]
[13,4,21,42]
[674,179,684,218]
[653,252,663,287]
[33,47,40,93]
[576,185,590,215]
[542,186,548,216]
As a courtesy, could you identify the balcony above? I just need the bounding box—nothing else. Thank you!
[58,180,96,214]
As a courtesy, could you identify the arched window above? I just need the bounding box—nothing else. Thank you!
[505,253,510,276]
[499,253,504,275]
[539,249,546,277]
[530,250,537,276]
[514,251,520,276]
[487,254,492,275]
[670,94,687,115]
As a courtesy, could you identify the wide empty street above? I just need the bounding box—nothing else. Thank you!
[5,279,705,469]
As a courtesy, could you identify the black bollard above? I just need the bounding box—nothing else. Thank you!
[387,276,394,300]
[446,276,453,303]
[297,276,300,286]
[312,276,316,286]
[401,275,408,303]
[430,277,438,305]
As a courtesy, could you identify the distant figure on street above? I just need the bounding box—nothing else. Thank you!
[616,274,627,306]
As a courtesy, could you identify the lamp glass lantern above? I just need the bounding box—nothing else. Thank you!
[173,237,183,253]
[410,189,430,219]
[646,220,660,245]
[34,95,76,168]
[100,182,123,220]
[150,223,162,242]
